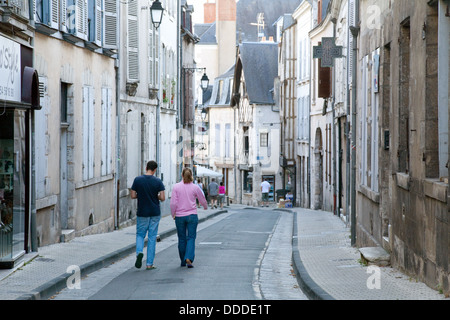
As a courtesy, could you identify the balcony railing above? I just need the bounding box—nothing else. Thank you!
[0,0,30,19]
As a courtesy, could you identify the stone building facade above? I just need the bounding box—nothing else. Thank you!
[356,0,450,295]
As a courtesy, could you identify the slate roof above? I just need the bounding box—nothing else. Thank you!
[194,23,217,44]
[238,42,278,105]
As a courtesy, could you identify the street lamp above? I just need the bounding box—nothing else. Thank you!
[150,0,164,29]
[201,107,207,121]
[183,67,209,92]
[200,72,209,91]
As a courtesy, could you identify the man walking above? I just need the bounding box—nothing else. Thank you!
[131,161,165,270]
[260,178,271,207]
[208,178,219,209]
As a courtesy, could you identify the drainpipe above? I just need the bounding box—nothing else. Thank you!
[332,17,337,216]
[350,0,360,246]
[29,0,37,252]
[114,1,121,230]
[114,56,120,230]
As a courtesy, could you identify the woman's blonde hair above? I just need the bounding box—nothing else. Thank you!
[182,167,193,184]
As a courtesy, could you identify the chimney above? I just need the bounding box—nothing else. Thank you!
[204,2,216,23]
[216,0,236,75]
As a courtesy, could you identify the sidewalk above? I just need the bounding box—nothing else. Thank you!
[1,204,447,300]
[0,205,233,300]
[290,207,448,300]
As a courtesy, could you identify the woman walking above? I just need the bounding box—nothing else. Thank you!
[170,168,208,268]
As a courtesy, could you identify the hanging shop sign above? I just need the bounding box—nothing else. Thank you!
[0,35,21,103]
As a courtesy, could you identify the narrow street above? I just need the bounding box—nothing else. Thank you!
[51,209,307,300]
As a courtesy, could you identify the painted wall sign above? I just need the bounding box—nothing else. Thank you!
[0,35,21,102]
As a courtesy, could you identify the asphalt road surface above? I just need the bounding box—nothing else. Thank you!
[52,208,307,301]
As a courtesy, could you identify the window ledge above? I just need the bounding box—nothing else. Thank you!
[396,172,410,190]
[358,184,380,203]
[423,178,448,203]
[76,174,114,190]
[36,195,58,210]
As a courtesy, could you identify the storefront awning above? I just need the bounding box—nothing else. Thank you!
[196,166,223,178]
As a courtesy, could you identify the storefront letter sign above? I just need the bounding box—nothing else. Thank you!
[0,35,21,103]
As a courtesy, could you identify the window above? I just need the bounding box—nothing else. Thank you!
[61,82,68,123]
[215,80,223,104]
[88,0,102,45]
[360,50,380,192]
[243,126,249,155]
[260,132,268,147]
[398,19,410,173]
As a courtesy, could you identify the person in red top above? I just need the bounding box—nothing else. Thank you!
[218,182,226,209]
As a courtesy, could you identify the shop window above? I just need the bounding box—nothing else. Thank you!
[243,171,253,193]
[0,110,26,262]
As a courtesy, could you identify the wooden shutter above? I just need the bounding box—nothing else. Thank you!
[103,0,118,49]
[318,58,332,98]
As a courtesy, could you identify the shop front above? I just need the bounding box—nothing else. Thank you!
[0,34,40,268]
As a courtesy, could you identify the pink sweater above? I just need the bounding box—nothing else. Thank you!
[170,181,208,218]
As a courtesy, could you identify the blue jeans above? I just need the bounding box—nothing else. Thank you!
[136,215,161,266]
[175,214,198,265]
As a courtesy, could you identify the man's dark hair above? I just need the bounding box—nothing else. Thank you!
[146,160,158,171]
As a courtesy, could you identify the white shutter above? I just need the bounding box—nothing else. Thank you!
[127,0,139,81]
[106,88,112,174]
[60,0,67,32]
[103,0,118,49]
[88,87,95,179]
[149,21,154,87]
[76,0,88,40]
[155,28,159,87]
[215,124,221,157]
[83,86,89,181]
[42,0,59,28]
[127,110,141,188]
[101,87,113,176]
[82,86,95,180]
[95,0,102,46]
[348,0,355,84]
[50,0,59,28]
[101,88,107,176]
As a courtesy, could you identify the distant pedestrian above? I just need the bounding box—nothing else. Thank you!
[170,168,208,268]
[218,182,226,209]
[208,178,219,209]
[130,160,165,270]
[260,179,270,207]
[197,179,204,192]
